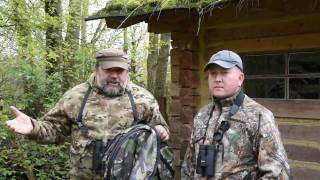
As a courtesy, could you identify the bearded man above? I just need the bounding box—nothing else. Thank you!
[6,48,170,179]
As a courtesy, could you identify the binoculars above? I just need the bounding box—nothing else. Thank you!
[196,144,217,177]
[92,139,103,173]
[196,121,230,177]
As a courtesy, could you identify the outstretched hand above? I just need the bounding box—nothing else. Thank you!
[6,106,33,135]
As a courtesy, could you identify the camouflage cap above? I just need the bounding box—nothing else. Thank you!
[96,48,129,70]
[204,50,243,71]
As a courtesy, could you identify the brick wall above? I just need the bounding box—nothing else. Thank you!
[168,48,200,179]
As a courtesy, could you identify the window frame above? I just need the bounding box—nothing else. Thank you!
[241,51,320,119]
[243,51,320,100]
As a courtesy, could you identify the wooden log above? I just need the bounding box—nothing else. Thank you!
[256,99,320,119]
[279,124,320,142]
[206,33,320,54]
[285,143,320,163]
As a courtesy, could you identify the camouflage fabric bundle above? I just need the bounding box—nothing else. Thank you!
[102,124,175,180]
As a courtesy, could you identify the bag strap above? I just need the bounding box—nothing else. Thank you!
[128,91,142,125]
[202,90,245,144]
[76,85,92,130]
[213,90,245,141]
[159,143,175,177]
[129,94,174,178]
[76,87,141,129]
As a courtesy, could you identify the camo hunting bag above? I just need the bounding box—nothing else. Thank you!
[102,124,175,180]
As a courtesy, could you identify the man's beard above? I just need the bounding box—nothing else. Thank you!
[96,75,126,97]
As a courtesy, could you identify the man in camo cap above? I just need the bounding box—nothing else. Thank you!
[6,48,170,179]
[182,50,290,179]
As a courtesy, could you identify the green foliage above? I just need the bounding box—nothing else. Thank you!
[94,0,233,17]
[0,132,71,179]
[0,0,151,178]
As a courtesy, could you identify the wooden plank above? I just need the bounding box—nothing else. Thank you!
[277,118,320,126]
[206,33,320,55]
[204,12,320,30]
[148,11,198,34]
[204,14,320,43]
[203,0,285,28]
[284,139,320,152]
[290,159,320,171]
[279,124,320,142]
[203,0,320,29]
[289,159,320,180]
[255,99,320,119]
[149,21,196,34]
[284,144,320,163]
[291,167,320,180]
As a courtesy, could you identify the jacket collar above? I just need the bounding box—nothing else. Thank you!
[212,89,241,108]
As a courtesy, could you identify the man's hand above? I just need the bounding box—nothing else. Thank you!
[154,125,169,141]
[6,106,33,135]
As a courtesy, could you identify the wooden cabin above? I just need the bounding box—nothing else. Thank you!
[87,0,320,179]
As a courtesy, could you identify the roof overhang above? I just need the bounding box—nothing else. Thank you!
[85,8,199,29]
[85,0,237,29]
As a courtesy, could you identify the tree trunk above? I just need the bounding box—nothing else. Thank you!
[65,0,81,48]
[62,0,82,91]
[147,33,159,94]
[45,0,62,75]
[130,27,138,75]
[123,28,128,54]
[80,0,89,47]
[9,0,31,55]
[154,33,170,119]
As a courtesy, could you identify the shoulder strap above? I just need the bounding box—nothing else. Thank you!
[76,85,92,130]
[128,91,141,125]
[229,90,245,117]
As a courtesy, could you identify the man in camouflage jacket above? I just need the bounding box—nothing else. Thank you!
[6,48,170,179]
[181,50,290,179]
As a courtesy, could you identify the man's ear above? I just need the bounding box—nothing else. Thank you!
[238,72,245,86]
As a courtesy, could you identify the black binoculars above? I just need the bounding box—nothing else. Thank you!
[196,121,230,177]
[92,139,103,173]
[196,144,217,177]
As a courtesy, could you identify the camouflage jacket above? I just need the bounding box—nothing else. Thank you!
[28,74,169,180]
[181,92,290,180]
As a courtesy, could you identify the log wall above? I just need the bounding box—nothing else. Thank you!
[148,0,320,179]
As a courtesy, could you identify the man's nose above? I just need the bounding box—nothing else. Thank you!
[109,71,118,77]
[214,73,223,82]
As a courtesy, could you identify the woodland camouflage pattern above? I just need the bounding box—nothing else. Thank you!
[102,124,175,180]
[27,74,169,180]
[182,91,290,180]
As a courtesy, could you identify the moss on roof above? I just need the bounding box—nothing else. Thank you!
[90,0,235,19]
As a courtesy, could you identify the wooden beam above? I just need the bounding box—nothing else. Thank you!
[204,12,320,30]
[203,0,320,30]
[206,33,320,55]
[280,124,320,142]
[204,13,320,43]
[148,17,198,33]
[255,99,320,119]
